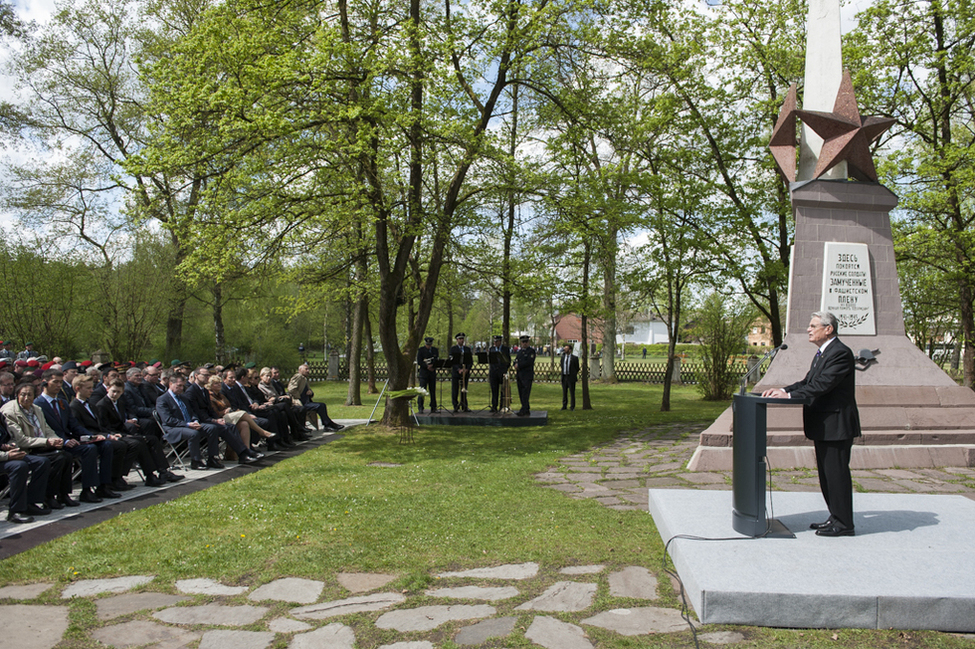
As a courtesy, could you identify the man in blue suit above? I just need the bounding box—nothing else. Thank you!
[35,369,119,502]
[763,311,861,537]
[156,375,258,470]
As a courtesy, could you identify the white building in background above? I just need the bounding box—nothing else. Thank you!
[616,314,670,346]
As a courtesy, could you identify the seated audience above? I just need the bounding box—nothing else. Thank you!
[141,366,167,404]
[257,367,310,441]
[0,406,51,523]
[206,375,276,452]
[35,369,119,503]
[222,369,294,447]
[288,363,344,431]
[97,379,183,485]
[120,367,163,439]
[2,382,76,508]
[0,372,14,409]
[156,375,259,470]
[69,374,141,491]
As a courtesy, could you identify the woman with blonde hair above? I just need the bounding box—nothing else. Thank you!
[206,375,277,454]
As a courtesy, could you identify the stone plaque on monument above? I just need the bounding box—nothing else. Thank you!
[820,242,875,335]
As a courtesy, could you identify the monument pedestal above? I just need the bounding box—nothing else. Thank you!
[690,180,975,472]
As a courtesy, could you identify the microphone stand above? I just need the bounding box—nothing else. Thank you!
[739,344,787,396]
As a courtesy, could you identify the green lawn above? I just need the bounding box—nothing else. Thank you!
[0,382,968,648]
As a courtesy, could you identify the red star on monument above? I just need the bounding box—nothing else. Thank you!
[795,70,895,182]
[769,84,798,182]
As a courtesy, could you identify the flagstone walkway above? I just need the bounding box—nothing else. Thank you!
[3,420,975,648]
[0,564,750,649]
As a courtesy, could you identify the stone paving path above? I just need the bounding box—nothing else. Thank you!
[4,421,975,648]
[0,565,747,649]
[534,422,975,510]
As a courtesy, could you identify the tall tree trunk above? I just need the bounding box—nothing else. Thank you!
[213,282,225,364]
[581,240,592,410]
[364,299,377,394]
[346,291,365,406]
[346,225,368,405]
[502,83,518,342]
[165,287,186,361]
[601,223,618,382]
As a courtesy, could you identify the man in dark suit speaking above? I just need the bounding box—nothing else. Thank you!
[762,311,861,537]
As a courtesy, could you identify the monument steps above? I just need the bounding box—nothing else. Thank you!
[687,441,975,472]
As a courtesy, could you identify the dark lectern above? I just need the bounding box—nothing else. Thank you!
[732,393,806,538]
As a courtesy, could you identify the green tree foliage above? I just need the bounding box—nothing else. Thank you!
[847,0,975,387]
[604,0,805,347]
[692,292,755,401]
[3,0,218,358]
[135,0,587,424]
[0,243,80,356]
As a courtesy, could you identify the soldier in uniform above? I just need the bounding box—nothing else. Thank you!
[488,335,510,413]
[415,337,439,413]
[450,333,473,413]
[515,335,536,416]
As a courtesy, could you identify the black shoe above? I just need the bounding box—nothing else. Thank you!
[6,512,34,523]
[809,518,835,530]
[816,525,855,537]
[561,406,567,410]
[46,498,65,510]
[516,411,529,417]
[462,408,471,413]
[145,474,167,487]
[59,493,80,507]
[238,453,258,464]
[293,431,311,441]
[281,439,297,448]
[27,503,51,516]
[96,485,121,499]
[163,471,185,482]
[113,478,136,491]
[250,450,265,459]
[570,407,575,411]
[190,459,207,470]
[453,408,460,413]
[79,489,103,503]
[206,457,225,469]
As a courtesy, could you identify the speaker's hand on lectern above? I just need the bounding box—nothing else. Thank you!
[762,388,789,398]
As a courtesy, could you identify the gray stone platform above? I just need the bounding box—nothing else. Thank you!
[648,488,975,631]
[413,410,548,427]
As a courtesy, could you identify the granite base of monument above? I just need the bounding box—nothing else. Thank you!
[690,179,975,471]
[649,489,975,631]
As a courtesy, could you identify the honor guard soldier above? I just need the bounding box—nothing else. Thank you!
[450,333,473,412]
[515,335,536,416]
[416,337,439,412]
[488,335,511,413]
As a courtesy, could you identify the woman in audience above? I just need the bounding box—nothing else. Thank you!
[2,382,77,508]
[206,375,274,452]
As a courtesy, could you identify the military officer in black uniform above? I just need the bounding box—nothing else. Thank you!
[488,335,511,413]
[450,333,473,412]
[415,337,439,413]
[515,335,536,416]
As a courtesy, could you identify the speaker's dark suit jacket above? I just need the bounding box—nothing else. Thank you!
[783,338,861,442]
[783,337,860,530]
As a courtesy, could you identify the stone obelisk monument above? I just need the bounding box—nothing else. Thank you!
[689,0,975,472]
